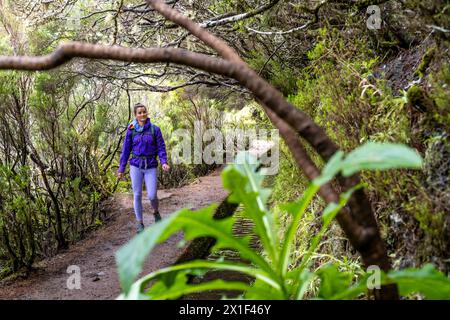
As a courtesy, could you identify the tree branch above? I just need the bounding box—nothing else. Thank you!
[200,0,281,28]
[146,0,398,299]
[246,22,313,35]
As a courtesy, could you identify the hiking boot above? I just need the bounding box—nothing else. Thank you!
[136,222,145,234]
[153,211,162,223]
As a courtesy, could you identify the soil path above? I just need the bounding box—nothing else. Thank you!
[0,167,227,300]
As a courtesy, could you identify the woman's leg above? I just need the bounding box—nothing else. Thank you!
[130,165,144,223]
[143,167,158,213]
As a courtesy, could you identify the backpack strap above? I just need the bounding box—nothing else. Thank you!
[150,123,156,144]
[130,123,157,158]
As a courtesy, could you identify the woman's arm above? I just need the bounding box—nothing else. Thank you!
[118,129,132,173]
[155,126,168,166]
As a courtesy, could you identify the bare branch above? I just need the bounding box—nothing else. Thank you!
[112,0,125,46]
[0,42,337,160]
[200,0,280,28]
[245,0,326,36]
[145,0,243,64]
[246,22,312,35]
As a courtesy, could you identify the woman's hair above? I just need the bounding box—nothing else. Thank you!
[133,103,147,115]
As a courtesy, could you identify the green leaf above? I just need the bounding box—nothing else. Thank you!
[314,143,423,185]
[132,259,282,299]
[244,278,285,300]
[341,142,423,176]
[278,184,319,277]
[137,260,279,293]
[327,279,368,300]
[313,150,345,186]
[286,268,316,299]
[148,274,251,300]
[115,212,181,295]
[322,202,340,225]
[386,264,450,299]
[116,204,276,297]
[222,151,278,266]
[231,152,272,205]
[175,206,271,274]
[317,263,353,299]
[292,183,362,299]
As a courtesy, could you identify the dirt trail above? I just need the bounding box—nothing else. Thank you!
[0,167,227,300]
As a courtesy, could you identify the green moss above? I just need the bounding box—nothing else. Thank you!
[406,85,423,102]
[270,144,310,204]
[378,39,400,48]
[432,4,450,27]
[415,47,437,78]
[307,42,326,60]
[0,265,13,281]
[268,23,449,276]
[428,63,450,127]
[404,200,445,238]
[246,50,299,96]
[406,85,434,112]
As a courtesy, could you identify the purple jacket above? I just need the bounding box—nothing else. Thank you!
[118,118,168,172]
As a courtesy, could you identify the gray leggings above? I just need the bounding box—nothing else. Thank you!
[130,165,158,221]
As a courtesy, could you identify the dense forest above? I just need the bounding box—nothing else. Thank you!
[0,0,448,300]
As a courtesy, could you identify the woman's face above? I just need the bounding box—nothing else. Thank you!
[135,107,147,123]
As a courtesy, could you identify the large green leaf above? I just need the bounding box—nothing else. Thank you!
[278,183,319,277]
[115,212,181,295]
[116,142,426,300]
[222,152,278,265]
[314,142,423,182]
[386,264,450,299]
[313,150,345,186]
[123,260,282,300]
[116,204,276,297]
[317,263,353,299]
[147,271,252,300]
[341,142,423,176]
[174,206,273,274]
[244,278,286,300]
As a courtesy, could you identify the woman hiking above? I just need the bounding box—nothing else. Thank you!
[117,103,170,233]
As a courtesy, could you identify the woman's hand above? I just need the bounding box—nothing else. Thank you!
[117,171,125,180]
[162,164,171,172]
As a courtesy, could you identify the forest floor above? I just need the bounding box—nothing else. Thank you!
[0,167,227,300]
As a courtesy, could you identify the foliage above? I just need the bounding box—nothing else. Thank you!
[113,142,447,300]
[0,0,448,295]
[0,68,122,275]
[275,22,450,273]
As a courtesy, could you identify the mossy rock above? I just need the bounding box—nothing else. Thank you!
[415,46,437,78]
[406,85,435,112]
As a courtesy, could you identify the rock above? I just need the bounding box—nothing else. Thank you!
[158,191,173,200]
